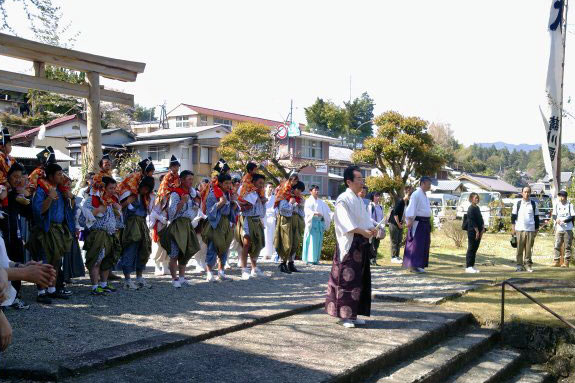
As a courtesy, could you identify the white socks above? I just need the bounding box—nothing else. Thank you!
[47,287,56,293]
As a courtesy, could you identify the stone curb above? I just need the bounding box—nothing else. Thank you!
[0,301,325,382]
[372,281,487,305]
[324,311,476,383]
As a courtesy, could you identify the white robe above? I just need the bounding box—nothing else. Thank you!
[260,194,276,259]
[0,237,16,307]
[304,196,332,234]
[334,188,374,257]
[405,187,432,237]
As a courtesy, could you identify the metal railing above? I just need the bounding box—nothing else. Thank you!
[500,279,575,334]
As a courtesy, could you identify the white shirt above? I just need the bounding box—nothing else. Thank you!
[553,200,574,232]
[304,195,332,231]
[0,237,16,307]
[512,199,539,232]
[405,187,432,219]
[334,188,374,256]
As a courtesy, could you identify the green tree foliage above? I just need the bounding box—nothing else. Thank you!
[503,169,524,187]
[304,92,375,139]
[353,111,446,202]
[132,104,157,122]
[28,66,84,117]
[343,92,375,138]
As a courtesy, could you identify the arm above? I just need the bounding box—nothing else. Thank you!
[6,263,55,289]
[511,202,518,234]
[167,192,181,221]
[534,203,540,231]
[41,188,57,214]
[0,310,11,352]
[121,195,137,209]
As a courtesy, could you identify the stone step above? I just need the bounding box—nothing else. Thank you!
[64,302,474,383]
[445,347,523,383]
[369,328,499,383]
[506,368,555,383]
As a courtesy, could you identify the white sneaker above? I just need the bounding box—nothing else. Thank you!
[180,278,193,286]
[162,262,171,275]
[341,320,355,328]
[391,257,403,264]
[416,267,426,273]
[251,267,265,278]
[172,280,182,288]
[124,280,139,290]
[353,318,366,325]
[206,272,216,283]
[218,271,231,281]
[241,269,251,280]
[224,262,232,270]
[154,263,164,276]
[137,279,152,289]
[465,267,479,274]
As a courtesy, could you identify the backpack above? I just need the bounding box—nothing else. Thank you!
[516,200,536,218]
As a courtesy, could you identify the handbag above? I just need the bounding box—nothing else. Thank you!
[461,214,468,231]
[510,234,517,248]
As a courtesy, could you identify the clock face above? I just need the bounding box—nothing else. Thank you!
[276,125,288,140]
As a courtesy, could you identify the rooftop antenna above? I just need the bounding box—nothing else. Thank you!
[158,102,168,129]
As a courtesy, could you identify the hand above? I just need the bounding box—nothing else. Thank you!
[48,187,58,200]
[398,223,403,229]
[261,197,268,204]
[181,194,190,204]
[511,228,516,235]
[0,313,12,352]
[217,196,227,208]
[475,232,480,240]
[21,263,56,288]
[407,221,413,230]
[360,229,374,239]
[314,212,322,217]
[289,197,296,204]
[128,195,137,205]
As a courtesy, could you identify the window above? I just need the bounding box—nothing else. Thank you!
[148,145,168,161]
[199,115,208,126]
[299,175,324,194]
[71,152,82,166]
[181,147,190,160]
[175,115,190,128]
[360,169,369,178]
[301,139,323,160]
[200,147,211,164]
[329,167,344,177]
[214,117,232,127]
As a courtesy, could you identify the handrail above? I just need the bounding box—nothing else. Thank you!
[501,280,575,335]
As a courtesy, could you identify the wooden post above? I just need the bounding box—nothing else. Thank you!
[85,71,102,172]
[33,61,45,77]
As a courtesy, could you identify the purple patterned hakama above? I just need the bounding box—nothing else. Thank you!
[402,216,431,269]
[325,234,372,320]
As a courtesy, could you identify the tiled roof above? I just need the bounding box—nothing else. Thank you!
[11,145,73,161]
[541,171,572,183]
[135,125,229,140]
[179,104,285,127]
[431,180,462,191]
[12,114,82,139]
[458,173,519,193]
[329,146,354,162]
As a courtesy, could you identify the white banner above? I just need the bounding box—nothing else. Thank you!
[541,0,566,196]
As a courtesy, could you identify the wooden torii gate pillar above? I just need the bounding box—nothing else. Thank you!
[0,33,145,172]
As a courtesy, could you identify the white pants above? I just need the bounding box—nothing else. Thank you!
[260,215,276,258]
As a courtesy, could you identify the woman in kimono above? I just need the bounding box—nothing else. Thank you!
[302,184,332,265]
[82,176,123,295]
[201,172,238,282]
[118,176,155,290]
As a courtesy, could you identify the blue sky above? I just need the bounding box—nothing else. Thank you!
[2,0,573,146]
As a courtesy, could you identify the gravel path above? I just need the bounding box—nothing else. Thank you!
[1,261,483,372]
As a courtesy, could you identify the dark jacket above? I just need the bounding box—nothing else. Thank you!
[466,204,484,232]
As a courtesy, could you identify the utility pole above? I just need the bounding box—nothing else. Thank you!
[557,0,569,190]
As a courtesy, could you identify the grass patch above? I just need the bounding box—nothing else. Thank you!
[376,231,575,327]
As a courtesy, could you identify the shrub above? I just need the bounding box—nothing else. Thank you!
[441,212,466,248]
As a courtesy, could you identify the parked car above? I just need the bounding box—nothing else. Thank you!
[456,191,502,227]
[427,193,459,227]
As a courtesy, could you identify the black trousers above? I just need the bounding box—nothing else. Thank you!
[466,231,481,268]
[370,238,380,260]
[7,239,25,295]
[389,224,402,258]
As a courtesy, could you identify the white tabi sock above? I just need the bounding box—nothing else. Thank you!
[92,285,99,290]
[100,281,107,288]
[38,289,46,296]
[47,287,56,294]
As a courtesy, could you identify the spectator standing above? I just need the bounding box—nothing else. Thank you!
[511,186,539,272]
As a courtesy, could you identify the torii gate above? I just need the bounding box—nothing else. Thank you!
[0,32,145,172]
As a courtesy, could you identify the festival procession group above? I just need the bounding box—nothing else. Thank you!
[0,119,568,345]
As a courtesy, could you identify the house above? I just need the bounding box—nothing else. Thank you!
[431,179,465,195]
[165,104,285,132]
[126,125,231,184]
[457,173,519,197]
[11,114,86,158]
[540,171,573,191]
[328,145,373,198]
[10,145,73,173]
[66,128,136,180]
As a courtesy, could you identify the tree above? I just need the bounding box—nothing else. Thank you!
[218,122,331,185]
[343,92,375,138]
[352,111,446,202]
[218,122,286,185]
[304,98,346,137]
[504,169,523,188]
[0,0,61,35]
[132,104,157,122]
